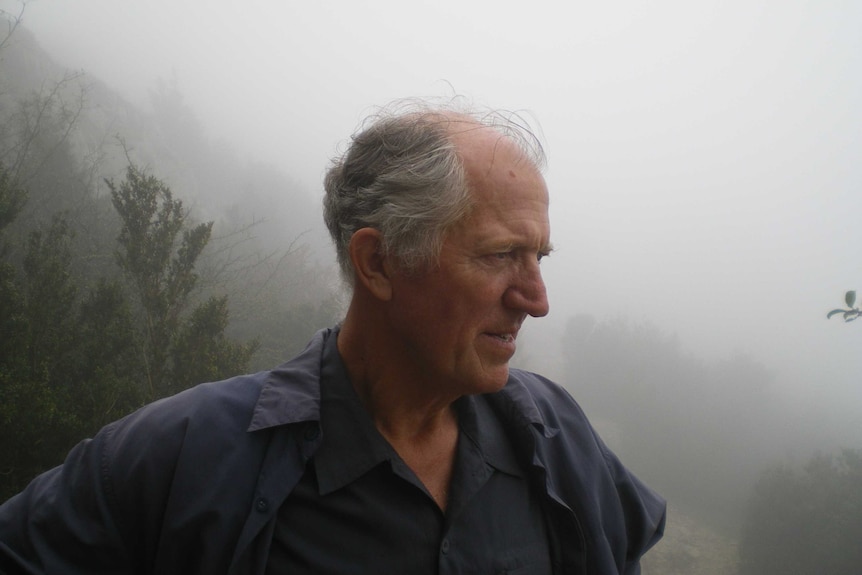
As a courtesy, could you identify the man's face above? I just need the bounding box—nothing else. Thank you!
[385,129,551,395]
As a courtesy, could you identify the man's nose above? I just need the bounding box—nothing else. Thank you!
[504,264,550,318]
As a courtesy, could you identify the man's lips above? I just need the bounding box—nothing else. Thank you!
[487,333,515,343]
[483,317,525,347]
[484,325,521,343]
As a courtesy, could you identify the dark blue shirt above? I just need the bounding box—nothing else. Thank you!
[266,332,552,574]
[0,328,665,574]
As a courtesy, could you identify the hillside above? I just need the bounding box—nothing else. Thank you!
[642,504,739,575]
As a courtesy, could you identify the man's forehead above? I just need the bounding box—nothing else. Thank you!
[450,127,534,176]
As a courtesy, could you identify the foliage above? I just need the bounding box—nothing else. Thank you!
[0,210,84,496]
[22,216,78,379]
[67,279,142,429]
[739,449,862,574]
[106,164,257,400]
[0,163,257,501]
[0,166,26,233]
[827,290,860,322]
[0,27,338,502]
[171,295,258,389]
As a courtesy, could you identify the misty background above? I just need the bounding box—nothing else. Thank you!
[2,0,861,572]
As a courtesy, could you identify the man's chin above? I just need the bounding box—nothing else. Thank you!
[474,365,511,395]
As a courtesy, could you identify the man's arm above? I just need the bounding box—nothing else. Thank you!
[0,425,132,574]
[601,445,667,575]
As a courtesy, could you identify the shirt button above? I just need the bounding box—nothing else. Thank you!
[255,498,269,513]
[303,424,320,441]
[440,539,450,554]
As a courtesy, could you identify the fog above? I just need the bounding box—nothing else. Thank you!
[4,0,862,553]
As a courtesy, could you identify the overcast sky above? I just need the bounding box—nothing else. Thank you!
[7,0,862,439]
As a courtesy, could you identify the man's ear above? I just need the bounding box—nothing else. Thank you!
[348,228,393,301]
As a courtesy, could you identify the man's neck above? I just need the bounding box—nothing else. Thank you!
[337,303,461,435]
[336,309,460,510]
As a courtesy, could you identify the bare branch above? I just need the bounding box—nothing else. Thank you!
[0,0,26,54]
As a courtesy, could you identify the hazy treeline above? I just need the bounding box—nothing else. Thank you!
[740,449,862,574]
[550,314,862,572]
[0,22,343,363]
[561,314,776,532]
[0,23,340,500]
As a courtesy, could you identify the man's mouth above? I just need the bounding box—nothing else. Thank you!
[486,330,517,343]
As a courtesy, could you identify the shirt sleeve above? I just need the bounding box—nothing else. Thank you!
[0,423,132,574]
[599,439,667,575]
[1,376,269,575]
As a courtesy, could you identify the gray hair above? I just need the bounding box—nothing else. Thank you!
[323,100,546,286]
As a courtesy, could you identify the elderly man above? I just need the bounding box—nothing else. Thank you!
[0,102,665,574]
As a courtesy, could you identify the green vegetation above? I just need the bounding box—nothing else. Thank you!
[0,17,339,501]
[0,163,256,500]
[739,449,862,574]
[827,290,860,322]
[106,165,257,399]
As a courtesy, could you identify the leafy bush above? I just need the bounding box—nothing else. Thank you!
[739,449,862,574]
[0,165,256,501]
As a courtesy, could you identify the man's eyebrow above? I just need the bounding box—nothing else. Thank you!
[477,239,554,254]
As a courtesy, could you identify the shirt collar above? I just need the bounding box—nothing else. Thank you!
[313,328,525,494]
[247,328,331,432]
[247,327,557,434]
[246,327,550,479]
[459,394,524,478]
[313,330,399,495]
